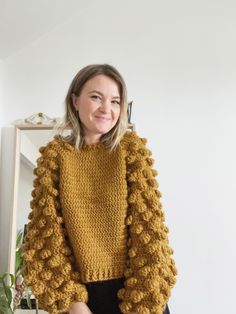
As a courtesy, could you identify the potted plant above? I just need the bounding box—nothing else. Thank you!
[0,230,34,313]
[0,272,14,314]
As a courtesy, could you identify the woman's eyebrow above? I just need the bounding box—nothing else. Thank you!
[88,90,120,99]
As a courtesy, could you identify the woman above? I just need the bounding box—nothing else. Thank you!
[23,64,177,314]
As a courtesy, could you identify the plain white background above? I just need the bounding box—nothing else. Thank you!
[0,1,236,313]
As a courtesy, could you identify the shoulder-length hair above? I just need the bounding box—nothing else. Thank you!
[53,63,129,152]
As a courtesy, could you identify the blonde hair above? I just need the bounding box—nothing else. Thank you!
[53,63,129,152]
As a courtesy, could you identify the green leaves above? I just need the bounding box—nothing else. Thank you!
[15,230,24,277]
[0,229,31,313]
[0,272,14,314]
[0,300,13,314]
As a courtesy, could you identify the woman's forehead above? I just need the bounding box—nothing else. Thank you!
[82,74,121,96]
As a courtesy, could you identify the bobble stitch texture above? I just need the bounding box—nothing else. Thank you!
[23,139,88,313]
[117,131,177,313]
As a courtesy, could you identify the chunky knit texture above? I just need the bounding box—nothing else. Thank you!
[116,131,177,314]
[23,130,177,314]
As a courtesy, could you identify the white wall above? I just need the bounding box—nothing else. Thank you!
[0,127,15,275]
[0,59,3,117]
[0,59,4,155]
[1,1,236,313]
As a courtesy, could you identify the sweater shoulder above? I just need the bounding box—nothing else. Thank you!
[120,130,148,152]
[37,134,73,157]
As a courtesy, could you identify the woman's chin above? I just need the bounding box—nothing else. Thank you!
[93,123,113,133]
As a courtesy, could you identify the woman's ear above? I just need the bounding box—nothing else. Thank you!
[71,93,78,110]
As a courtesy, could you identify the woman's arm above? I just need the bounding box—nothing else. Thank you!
[117,131,178,314]
[23,139,88,313]
[68,302,93,314]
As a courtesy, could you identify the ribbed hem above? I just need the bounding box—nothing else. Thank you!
[80,267,125,283]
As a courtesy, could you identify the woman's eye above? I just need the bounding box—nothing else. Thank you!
[91,95,101,100]
[112,100,120,105]
[91,96,120,105]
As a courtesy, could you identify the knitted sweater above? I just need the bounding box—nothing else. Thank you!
[23,130,177,314]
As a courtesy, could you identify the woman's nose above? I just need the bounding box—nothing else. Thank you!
[99,99,111,111]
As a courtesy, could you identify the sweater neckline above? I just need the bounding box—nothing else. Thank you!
[53,135,105,152]
[81,141,105,150]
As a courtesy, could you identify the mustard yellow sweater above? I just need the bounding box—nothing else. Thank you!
[23,130,177,314]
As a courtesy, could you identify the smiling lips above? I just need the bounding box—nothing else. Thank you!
[95,116,111,121]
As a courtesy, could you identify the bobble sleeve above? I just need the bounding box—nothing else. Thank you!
[22,139,88,314]
[117,132,178,314]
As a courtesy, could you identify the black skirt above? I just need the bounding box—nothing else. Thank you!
[85,277,171,314]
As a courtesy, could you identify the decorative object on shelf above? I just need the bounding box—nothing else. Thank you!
[127,101,135,131]
[24,112,59,125]
[12,113,61,126]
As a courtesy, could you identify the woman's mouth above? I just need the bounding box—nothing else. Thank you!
[95,116,111,121]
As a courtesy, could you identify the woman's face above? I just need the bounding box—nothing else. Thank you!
[72,74,121,142]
